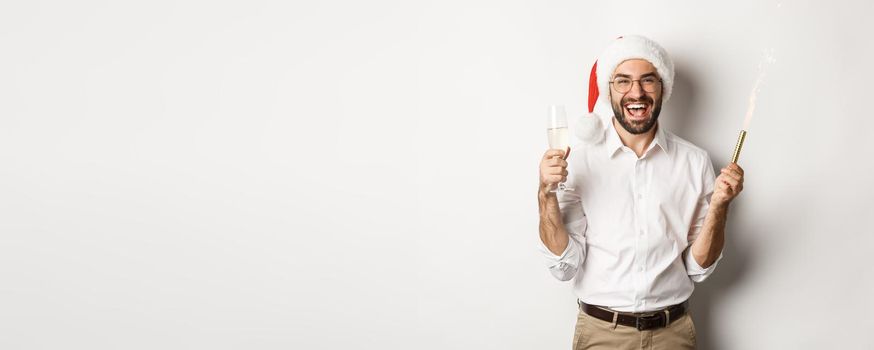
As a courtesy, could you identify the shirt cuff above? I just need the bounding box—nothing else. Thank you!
[539,238,575,261]
[684,248,722,281]
[538,238,582,281]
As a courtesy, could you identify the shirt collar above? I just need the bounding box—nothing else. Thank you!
[604,119,624,158]
[604,118,671,159]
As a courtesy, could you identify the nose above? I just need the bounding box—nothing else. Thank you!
[627,80,645,98]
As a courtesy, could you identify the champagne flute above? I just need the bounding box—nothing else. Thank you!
[547,105,573,191]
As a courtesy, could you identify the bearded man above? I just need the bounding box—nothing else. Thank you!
[537,35,745,350]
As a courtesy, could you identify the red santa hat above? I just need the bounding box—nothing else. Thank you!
[577,35,675,143]
[591,35,675,108]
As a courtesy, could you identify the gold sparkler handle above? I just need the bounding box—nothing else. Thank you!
[730,130,747,163]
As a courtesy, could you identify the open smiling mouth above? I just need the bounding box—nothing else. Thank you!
[624,102,651,121]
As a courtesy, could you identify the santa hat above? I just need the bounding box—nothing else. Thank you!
[576,35,675,144]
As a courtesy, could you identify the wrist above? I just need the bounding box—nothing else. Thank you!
[538,183,555,196]
[708,201,729,214]
[538,189,555,200]
[538,186,558,203]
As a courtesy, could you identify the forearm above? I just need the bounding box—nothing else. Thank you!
[538,189,569,256]
[690,203,728,268]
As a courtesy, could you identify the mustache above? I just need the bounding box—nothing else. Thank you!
[621,96,655,105]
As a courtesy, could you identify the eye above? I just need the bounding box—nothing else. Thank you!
[642,77,658,84]
[614,78,631,86]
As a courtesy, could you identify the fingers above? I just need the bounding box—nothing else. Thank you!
[545,167,569,176]
[717,174,743,194]
[718,174,740,188]
[720,168,742,182]
[542,160,568,176]
[544,174,568,184]
[720,164,744,182]
[712,164,746,205]
[543,148,568,160]
[548,157,568,168]
[540,152,568,170]
[725,163,744,176]
[540,149,570,188]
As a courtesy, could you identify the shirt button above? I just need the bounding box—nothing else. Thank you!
[638,266,644,271]
[639,230,644,236]
[637,194,643,199]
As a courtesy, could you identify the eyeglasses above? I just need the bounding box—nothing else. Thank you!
[609,77,662,94]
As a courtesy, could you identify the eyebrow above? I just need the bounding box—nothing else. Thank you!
[613,72,659,79]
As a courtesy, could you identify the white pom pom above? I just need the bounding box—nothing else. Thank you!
[575,113,605,144]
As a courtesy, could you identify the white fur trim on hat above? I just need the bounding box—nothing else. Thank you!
[595,35,675,104]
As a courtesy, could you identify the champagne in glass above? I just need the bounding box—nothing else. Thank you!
[547,105,573,191]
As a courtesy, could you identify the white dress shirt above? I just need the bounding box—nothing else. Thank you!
[539,119,722,313]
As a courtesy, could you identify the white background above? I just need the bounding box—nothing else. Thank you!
[1,0,873,349]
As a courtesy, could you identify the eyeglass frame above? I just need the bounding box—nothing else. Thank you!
[608,76,663,94]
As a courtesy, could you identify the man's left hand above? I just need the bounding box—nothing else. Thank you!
[711,163,744,208]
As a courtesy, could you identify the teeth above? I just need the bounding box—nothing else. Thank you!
[626,103,646,109]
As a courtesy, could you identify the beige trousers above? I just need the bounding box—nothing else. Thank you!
[572,307,697,350]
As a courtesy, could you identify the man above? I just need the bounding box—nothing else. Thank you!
[537,36,745,349]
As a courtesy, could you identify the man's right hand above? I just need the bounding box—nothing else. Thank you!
[539,148,569,195]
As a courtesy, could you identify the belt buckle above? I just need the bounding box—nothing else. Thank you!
[635,314,660,331]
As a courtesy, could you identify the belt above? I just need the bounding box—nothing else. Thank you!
[578,300,688,331]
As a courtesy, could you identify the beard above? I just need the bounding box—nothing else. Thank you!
[611,95,662,135]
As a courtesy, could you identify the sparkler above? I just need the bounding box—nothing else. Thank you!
[731,50,775,163]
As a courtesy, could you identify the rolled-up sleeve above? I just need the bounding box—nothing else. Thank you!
[684,154,722,282]
[683,246,722,282]
[537,189,587,282]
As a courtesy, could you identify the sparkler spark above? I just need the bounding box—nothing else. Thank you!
[742,49,776,130]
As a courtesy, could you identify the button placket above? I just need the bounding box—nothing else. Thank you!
[632,158,647,311]
[629,157,643,310]
[634,159,648,305]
